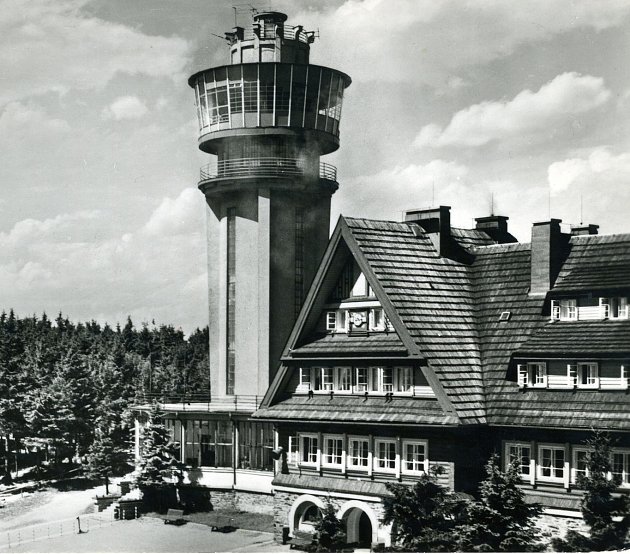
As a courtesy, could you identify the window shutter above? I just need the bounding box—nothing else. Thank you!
[517,364,527,387]
[600,297,610,319]
[568,363,577,387]
[551,300,560,320]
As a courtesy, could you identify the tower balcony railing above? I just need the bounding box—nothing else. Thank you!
[199,157,337,182]
[243,25,310,43]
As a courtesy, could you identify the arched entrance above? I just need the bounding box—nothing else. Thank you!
[338,501,379,547]
[288,494,325,534]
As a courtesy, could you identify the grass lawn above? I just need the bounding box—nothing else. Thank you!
[146,509,274,533]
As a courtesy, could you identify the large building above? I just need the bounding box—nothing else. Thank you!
[135,9,351,500]
[253,209,630,546]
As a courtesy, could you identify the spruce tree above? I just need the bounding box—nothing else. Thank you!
[134,403,182,511]
[314,500,346,551]
[456,454,543,552]
[382,466,466,552]
[553,432,630,551]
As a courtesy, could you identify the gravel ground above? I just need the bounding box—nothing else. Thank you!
[5,517,287,553]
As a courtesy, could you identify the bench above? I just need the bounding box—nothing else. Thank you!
[164,508,187,526]
[289,530,315,550]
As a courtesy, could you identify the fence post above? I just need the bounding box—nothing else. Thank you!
[135,505,138,519]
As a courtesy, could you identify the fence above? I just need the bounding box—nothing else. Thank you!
[0,509,129,550]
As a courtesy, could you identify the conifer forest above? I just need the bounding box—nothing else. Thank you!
[0,310,209,483]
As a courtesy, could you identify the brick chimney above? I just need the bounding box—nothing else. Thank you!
[475,215,517,244]
[405,206,451,256]
[530,219,570,296]
[570,223,599,236]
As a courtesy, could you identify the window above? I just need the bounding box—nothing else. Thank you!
[402,441,427,474]
[326,312,337,332]
[552,299,577,321]
[323,436,343,466]
[300,435,318,465]
[538,445,565,481]
[335,367,352,392]
[612,451,630,487]
[299,368,312,390]
[507,443,532,478]
[288,435,299,465]
[321,368,334,391]
[348,437,369,469]
[370,308,385,331]
[572,449,590,483]
[517,362,547,388]
[623,364,629,387]
[577,363,599,388]
[369,367,394,393]
[355,367,368,392]
[611,297,629,319]
[226,207,236,396]
[374,439,397,472]
[396,367,413,393]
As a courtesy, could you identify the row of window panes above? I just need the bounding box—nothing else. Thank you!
[299,366,413,394]
[326,308,389,333]
[194,65,345,132]
[551,297,629,321]
[507,442,630,487]
[517,361,629,389]
[290,434,428,474]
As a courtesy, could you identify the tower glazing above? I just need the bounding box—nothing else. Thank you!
[189,11,351,400]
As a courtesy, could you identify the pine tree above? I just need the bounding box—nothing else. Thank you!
[456,454,543,551]
[382,466,466,552]
[553,432,630,551]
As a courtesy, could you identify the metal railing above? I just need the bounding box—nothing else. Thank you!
[199,157,337,182]
[243,25,311,43]
[135,392,263,412]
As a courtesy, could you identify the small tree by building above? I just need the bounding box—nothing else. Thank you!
[134,403,182,512]
[553,431,630,552]
[314,500,347,552]
[456,453,543,552]
[87,431,130,495]
[382,466,466,552]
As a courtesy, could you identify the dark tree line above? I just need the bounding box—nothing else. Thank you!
[0,309,209,483]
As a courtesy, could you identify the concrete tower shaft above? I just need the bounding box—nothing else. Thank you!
[189,10,351,399]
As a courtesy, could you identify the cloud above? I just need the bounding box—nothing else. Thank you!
[548,147,630,195]
[103,96,149,120]
[299,0,630,85]
[0,0,191,106]
[0,188,206,333]
[414,73,610,148]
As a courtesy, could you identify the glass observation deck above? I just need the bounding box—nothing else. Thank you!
[199,156,337,183]
[189,62,351,155]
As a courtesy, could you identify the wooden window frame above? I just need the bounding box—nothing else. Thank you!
[401,439,428,475]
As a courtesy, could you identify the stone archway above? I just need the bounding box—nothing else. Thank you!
[337,500,380,546]
[288,494,326,534]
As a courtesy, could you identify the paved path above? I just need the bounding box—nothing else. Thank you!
[5,517,287,553]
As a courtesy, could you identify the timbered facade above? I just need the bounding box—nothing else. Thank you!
[253,207,630,546]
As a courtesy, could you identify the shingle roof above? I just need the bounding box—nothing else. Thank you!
[553,234,630,292]
[255,395,456,425]
[344,218,485,423]
[290,331,407,357]
[451,228,496,249]
[516,321,630,356]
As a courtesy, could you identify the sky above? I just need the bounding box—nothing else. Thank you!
[1,0,629,333]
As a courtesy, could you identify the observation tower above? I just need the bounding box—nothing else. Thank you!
[189,10,351,401]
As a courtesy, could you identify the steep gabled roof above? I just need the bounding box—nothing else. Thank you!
[288,332,408,357]
[344,218,485,423]
[553,233,630,293]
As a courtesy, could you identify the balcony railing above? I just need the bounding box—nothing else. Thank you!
[135,392,263,412]
[199,157,337,182]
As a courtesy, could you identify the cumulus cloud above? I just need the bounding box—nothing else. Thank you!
[102,96,149,120]
[0,0,190,106]
[299,0,630,85]
[548,147,630,196]
[0,188,206,333]
[414,73,610,148]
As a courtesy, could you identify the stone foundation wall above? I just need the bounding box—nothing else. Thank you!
[537,512,588,545]
[210,490,274,515]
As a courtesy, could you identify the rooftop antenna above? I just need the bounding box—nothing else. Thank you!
[232,4,257,27]
[580,194,583,225]
[432,180,435,207]
[490,192,494,216]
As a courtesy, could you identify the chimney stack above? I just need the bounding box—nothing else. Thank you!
[530,219,570,296]
[570,223,599,236]
[405,206,451,256]
[475,215,517,244]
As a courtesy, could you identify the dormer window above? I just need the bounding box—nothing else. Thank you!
[568,362,599,388]
[326,311,337,331]
[551,299,577,321]
[600,297,629,319]
[517,362,547,388]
